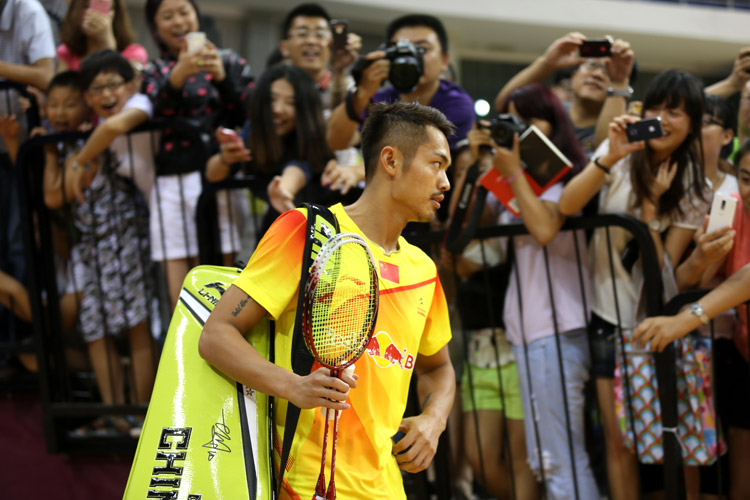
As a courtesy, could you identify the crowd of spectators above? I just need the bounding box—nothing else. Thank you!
[1,0,750,498]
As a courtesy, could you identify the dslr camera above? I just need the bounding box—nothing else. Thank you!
[351,40,425,94]
[485,114,528,149]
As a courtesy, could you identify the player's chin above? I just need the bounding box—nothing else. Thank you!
[414,208,437,224]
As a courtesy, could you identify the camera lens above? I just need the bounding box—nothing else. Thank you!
[390,57,420,94]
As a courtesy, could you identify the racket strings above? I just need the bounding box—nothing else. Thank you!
[308,241,377,367]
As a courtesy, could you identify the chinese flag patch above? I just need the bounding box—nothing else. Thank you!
[378,261,399,283]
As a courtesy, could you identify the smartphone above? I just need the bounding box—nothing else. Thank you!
[706,193,738,233]
[626,117,664,142]
[217,127,240,143]
[579,39,612,58]
[185,31,207,54]
[88,0,111,14]
[330,19,348,52]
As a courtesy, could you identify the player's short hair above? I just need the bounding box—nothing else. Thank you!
[360,102,455,181]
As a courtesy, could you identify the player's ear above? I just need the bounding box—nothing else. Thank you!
[279,40,290,58]
[380,146,401,178]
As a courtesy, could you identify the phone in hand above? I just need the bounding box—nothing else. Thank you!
[88,0,111,15]
[626,117,664,142]
[579,39,612,58]
[217,127,240,144]
[330,19,349,52]
[706,193,738,234]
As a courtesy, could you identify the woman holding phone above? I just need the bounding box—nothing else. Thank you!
[57,0,147,72]
[142,0,253,309]
[559,69,711,499]
[205,63,333,231]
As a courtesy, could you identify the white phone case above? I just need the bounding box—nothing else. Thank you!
[706,193,738,234]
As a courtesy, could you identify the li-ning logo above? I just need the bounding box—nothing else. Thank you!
[366,331,414,370]
[197,281,227,307]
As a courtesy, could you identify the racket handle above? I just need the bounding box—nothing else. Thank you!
[314,407,331,499]
[325,409,340,500]
[325,482,336,500]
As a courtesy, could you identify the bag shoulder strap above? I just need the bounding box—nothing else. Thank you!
[276,203,339,498]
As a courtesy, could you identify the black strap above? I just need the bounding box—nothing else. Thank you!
[345,90,364,124]
[445,161,488,254]
[276,203,339,498]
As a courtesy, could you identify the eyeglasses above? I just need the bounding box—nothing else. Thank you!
[580,59,609,76]
[288,28,330,41]
[702,115,724,128]
[87,80,125,95]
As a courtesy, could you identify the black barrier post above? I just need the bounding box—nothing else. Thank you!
[16,134,78,452]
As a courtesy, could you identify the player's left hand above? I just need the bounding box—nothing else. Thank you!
[392,414,443,473]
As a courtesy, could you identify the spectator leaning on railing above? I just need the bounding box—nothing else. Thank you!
[559,69,712,499]
[206,64,333,230]
[142,0,254,310]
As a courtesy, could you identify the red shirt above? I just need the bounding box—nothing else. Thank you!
[726,193,750,359]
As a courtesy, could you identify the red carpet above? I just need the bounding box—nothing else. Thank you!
[0,391,132,500]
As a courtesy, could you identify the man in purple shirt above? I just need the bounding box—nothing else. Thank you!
[327,14,473,154]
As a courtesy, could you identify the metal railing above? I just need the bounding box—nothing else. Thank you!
[7,118,745,498]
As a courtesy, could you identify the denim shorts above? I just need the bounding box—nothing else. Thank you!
[588,313,616,379]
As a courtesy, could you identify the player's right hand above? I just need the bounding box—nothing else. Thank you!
[290,367,358,411]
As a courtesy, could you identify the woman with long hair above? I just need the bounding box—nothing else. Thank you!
[559,69,711,499]
[57,0,146,72]
[207,63,333,223]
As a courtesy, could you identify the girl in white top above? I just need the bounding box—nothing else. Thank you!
[559,69,711,499]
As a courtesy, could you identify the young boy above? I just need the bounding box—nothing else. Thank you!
[53,50,155,416]
[65,49,154,203]
[1,71,89,328]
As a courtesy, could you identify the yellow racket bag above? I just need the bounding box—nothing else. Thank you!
[124,265,273,500]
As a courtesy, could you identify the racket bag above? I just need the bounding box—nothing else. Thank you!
[124,265,274,500]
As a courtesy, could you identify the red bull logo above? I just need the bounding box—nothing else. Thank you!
[366,331,414,370]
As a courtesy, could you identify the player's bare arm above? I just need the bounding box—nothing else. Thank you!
[199,284,354,411]
[392,344,455,473]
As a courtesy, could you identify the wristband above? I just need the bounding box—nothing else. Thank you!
[503,169,523,184]
[593,156,611,173]
[345,90,365,124]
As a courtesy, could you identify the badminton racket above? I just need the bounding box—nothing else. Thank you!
[301,232,379,500]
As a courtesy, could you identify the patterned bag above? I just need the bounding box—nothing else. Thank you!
[614,325,725,464]
[614,250,725,465]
